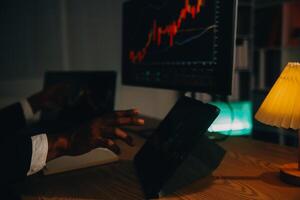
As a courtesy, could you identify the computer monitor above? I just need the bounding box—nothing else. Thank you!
[122,0,237,95]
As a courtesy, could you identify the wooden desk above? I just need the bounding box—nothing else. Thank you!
[15,134,300,200]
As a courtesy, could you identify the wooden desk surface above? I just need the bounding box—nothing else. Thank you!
[16,134,300,200]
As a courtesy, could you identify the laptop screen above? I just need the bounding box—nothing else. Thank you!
[41,71,117,123]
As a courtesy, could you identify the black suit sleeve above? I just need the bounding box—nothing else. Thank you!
[0,135,32,184]
[0,103,26,140]
[0,103,33,184]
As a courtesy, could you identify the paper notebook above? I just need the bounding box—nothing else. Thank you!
[43,148,118,175]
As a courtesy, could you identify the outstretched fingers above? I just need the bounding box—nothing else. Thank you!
[114,109,140,117]
[102,109,145,126]
[115,117,144,126]
[101,127,134,146]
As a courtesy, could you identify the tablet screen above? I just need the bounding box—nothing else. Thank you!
[134,96,223,198]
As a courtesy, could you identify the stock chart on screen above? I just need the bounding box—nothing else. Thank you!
[122,0,237,94]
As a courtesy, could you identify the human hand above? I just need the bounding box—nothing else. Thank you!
[46,109,144,161]
[28,84,71,113]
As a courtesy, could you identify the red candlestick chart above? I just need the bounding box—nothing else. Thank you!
[129,0,207,64]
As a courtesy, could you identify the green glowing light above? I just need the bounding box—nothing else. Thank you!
[208,101,253,136]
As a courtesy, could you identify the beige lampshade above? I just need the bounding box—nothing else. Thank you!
[255,62,300,130]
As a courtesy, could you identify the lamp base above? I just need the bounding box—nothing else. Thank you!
[280,163,300,186]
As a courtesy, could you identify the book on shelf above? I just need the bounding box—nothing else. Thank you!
[229,71,240,101]
[254,48,281,90]
[254,5,282,48]
[282,1,300,48]
[235,39,249,70]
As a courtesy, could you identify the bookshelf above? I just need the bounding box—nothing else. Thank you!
[253,0,300,89]
[233,0,300,100]
[252,0,300,147]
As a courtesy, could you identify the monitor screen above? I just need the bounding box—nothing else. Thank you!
[122,0,237,95]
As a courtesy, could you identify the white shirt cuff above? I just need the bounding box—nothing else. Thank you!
[20,99,41,125]
[27,134,48,176]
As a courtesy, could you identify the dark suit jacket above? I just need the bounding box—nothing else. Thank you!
[0,103,32,184]
[0,101,100,185]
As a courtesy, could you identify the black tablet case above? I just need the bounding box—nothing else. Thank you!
[134,96,225,199]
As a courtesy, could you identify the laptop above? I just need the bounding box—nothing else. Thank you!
[41,71,116,122]
[41,71,119,175]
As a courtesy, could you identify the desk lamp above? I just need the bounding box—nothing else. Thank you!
[255,62,300,186]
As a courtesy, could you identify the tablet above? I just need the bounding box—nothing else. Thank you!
[134,96,225,198]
